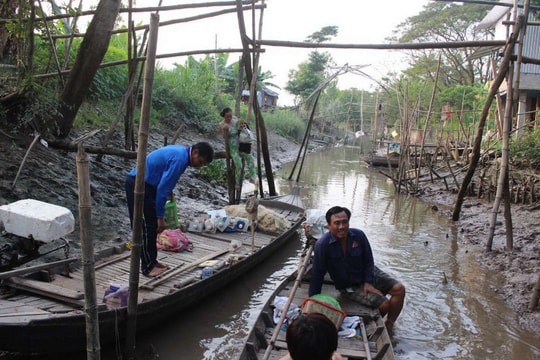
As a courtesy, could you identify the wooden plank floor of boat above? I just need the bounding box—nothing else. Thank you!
[0,205,300,318]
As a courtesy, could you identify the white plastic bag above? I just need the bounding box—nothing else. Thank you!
[239,127,256,144]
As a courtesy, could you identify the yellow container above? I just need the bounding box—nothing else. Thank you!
[165,199,179,229]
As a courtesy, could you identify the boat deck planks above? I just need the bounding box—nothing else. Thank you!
[2,226,278,305]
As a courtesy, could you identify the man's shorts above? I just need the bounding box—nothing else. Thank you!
[338,266,398,308]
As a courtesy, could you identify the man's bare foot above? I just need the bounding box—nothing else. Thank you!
[146,266,166,277]
[155,262,170,269]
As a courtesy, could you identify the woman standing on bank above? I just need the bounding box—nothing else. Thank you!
[219,107,256,194]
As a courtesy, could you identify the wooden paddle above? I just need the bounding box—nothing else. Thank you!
[262,236,315,360]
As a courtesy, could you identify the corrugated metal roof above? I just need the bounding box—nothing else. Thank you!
[477,0,512,30]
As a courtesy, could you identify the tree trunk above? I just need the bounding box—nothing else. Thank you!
[0,0,19,61]
[55,0,121,138]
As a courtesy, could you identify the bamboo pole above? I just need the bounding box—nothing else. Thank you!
[262,241,315,360]
[490,56,504,138]
[487,0,530,251]
[235,0,276,196]
[37,0,65,86]
[12,133,40,189]
[452,15,524,221]
[0,1,261,24]
[124,13,159,359]
[359,318,372,360]
[46,4,265,41]
[415,54,441,188]
[360,90,364,134]
[241,0,262,199]
[345,92,353,141]
[76,142,100,359]
[256,39,506,50]
[371,92,379,154]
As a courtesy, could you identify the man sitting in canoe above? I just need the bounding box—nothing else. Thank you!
[307,206,406,332]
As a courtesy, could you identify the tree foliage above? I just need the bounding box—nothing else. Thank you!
[389,2,491,86]
[285,27,338,105]
[305,26,338,44]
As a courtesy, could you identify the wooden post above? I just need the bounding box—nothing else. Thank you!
[76,142,101,360]
[124,13,159,359]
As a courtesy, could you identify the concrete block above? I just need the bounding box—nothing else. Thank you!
[0,199,74,242]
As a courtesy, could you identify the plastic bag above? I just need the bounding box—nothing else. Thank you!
[157,229,193,252]
[239,127,256,144]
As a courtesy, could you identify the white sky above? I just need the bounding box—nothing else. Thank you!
[78,0,431,105]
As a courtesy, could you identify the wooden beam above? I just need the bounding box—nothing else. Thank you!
[256,39,507,50]
[0,258,78,280]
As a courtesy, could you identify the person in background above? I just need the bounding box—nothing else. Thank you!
[280,312,343,360]
[219,107,256,193]
[125,142,214,277]
[308,206,405,332]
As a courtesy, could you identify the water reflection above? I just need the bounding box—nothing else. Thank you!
[125,145,539,360]
[275,146,540,360]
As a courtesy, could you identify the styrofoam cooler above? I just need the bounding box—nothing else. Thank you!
[0,199,74,242]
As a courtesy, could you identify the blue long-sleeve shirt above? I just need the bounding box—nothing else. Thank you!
[128,145,191,218]
[309,228,375,296]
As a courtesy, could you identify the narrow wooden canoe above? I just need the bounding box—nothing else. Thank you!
[0,198,304,355]
[240,266,395,360]
[362,153,400,168]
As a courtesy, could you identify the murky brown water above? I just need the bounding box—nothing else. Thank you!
[110,145,540,359]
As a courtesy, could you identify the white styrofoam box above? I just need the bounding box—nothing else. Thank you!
[0,199,74,242]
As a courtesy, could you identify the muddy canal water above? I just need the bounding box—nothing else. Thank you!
[125,146,540,360]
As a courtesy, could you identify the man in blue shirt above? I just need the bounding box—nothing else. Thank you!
[308,206,405,332]
[125,142,214,277]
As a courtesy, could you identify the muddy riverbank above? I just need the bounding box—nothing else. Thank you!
[416,170,540,334]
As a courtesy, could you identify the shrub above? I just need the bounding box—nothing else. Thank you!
[510,128,540,169]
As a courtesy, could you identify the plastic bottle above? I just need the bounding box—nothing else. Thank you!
[165,199,179,229]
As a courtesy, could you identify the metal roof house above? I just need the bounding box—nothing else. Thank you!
[241,87,279,110]
[478,0,540,135]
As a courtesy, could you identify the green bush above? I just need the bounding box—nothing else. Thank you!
[263,110,306,142]
[510,128,540,169]
[197,159,228,186]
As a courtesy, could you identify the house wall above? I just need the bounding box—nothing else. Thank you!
[520,14,540,77]
[494,13,540,88]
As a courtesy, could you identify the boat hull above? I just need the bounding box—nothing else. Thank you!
[0,199,304,355]
[240,267,396,360]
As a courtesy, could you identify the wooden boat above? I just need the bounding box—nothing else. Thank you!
[0,198,305,355]
[239,265,395,360]
[362,152,400,168]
